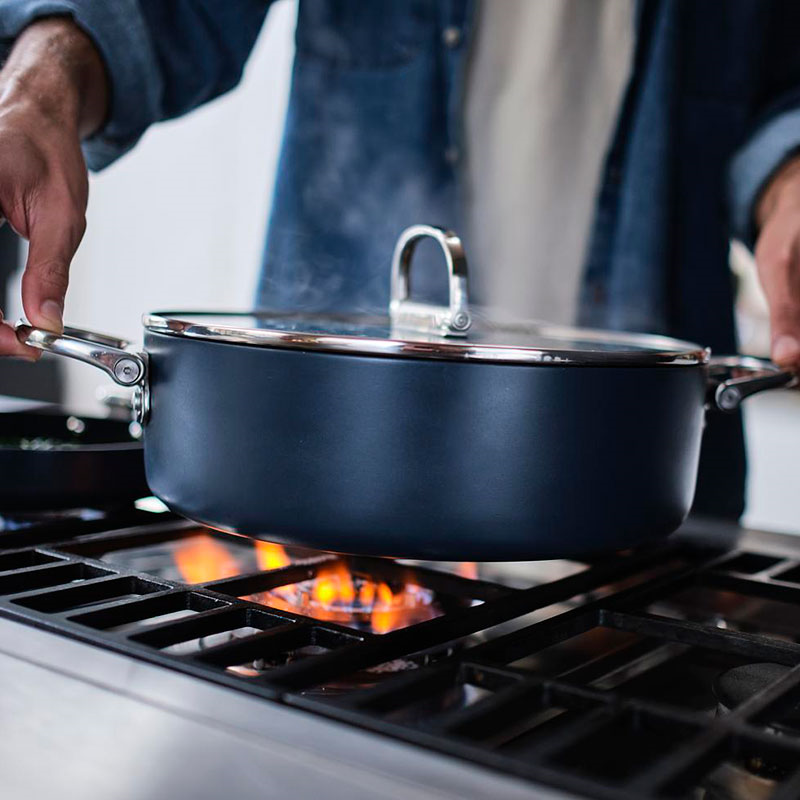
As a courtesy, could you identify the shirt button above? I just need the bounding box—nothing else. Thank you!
[442,26,462,48]
[444,146,461,165]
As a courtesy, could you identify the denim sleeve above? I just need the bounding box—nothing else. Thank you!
[728,99,800,250]
[0,1,272,170]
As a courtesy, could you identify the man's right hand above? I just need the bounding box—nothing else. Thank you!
[0,16,108,358]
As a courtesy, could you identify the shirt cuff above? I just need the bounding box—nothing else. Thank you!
[0,0,163,170]
[728,107,800,249]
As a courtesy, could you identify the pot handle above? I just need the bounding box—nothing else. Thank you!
[16,323,149,423]
[708,355,797,412]
[390,224,472,337]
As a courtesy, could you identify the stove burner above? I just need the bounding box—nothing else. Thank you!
[259,561,438,634]
[169,537,446,634]
[714,662,800,734]
[89,531,460,636]
[705,663,800,800]
[702,760,784,800]
[229,648,430,696]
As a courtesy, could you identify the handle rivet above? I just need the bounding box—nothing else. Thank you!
[451,311,470,331]
[716,385,742,412]
[114,358,141,385]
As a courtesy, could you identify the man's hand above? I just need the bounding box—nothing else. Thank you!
[754,156,800,368]
[0,17,108,358]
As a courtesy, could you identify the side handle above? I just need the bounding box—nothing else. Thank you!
[708,355,797,412]
[16,323,149,423]
[17,324,146,387]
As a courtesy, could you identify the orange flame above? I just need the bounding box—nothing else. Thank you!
[304,565,429,634]
[371,581,416,633]
[170,537,455,634]
[250,552,436,633]
[313,562,356,607]
[174,534,241,584]
[359,582,375,606]
[254,541,291,571]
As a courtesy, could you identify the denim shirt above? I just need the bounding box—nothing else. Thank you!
[2,0,800,517]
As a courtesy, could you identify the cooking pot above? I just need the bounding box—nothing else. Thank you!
[17,225,797,560]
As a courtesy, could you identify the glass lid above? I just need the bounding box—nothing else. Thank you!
[142,310,707,365]
[143,226,708,367]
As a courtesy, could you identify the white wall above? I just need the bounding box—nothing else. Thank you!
[57,0,297,412]
[729,241,800,534]
[743,392,800,534]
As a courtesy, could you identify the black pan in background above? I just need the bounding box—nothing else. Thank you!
[0,410,149,510]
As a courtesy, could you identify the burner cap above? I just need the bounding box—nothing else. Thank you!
[714,663,800,732]
[714,663,788,712]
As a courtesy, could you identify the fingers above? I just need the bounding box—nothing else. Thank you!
[0,47,91,359]
[20,205,85,334]
[754,205,800,368]
[0,282,40,360]
[770,299,800,366]
[0,320,39,360]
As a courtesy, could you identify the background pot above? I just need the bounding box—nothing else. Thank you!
[0,409,147,510]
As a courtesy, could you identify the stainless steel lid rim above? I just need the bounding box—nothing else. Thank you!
[142,311,710,367]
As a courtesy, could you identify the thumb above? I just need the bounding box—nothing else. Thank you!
[754,169,800,367]
[20,211,84,333]
[759,244,800,367]
[770,302,800,366]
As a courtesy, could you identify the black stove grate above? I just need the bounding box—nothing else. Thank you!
[1,517,799,799]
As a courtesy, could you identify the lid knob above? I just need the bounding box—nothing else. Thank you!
[389,225,472,337]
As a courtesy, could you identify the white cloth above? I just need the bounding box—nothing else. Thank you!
[465,0,636,324]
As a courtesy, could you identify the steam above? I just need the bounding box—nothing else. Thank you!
[256,54,459,317]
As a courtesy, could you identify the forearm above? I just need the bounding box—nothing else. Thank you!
[0,16,108,139]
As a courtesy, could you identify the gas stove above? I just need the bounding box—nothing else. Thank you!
[0,506,799,800]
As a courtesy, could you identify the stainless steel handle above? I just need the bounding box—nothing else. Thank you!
[18,324,146,386]
[389,224,472,337]
[16,323,150,423]
[708,355,797,412]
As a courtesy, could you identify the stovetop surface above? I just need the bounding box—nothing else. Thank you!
[1,506,799,800]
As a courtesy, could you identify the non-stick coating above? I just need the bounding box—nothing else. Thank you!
[143,331,707,560]
[0,411,149,510]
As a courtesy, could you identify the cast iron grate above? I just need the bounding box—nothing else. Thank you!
[0,518,799,799]
[0,506,159,549]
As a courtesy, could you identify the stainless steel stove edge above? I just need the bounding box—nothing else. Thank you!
[0,616,575,800]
